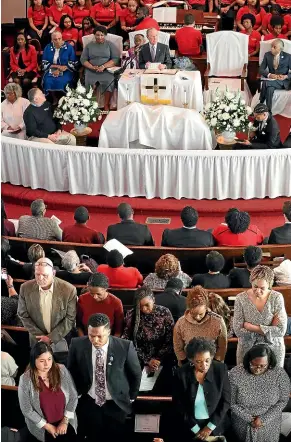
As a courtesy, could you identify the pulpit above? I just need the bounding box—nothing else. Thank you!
[118,70,204,112]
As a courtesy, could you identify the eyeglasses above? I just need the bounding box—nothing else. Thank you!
[35,262,53,268]
[250,363,268,370]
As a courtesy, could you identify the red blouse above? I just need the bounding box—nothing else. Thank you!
[28,6,48,26]
[120,7,137,27]
[264,32,287,40]
[240,29,261,53]
[49,4,73,25]
[90,2,122,22]
[262,13,291,34]
[39,378,65,424]
[236,6,266,29]
[78,27,94,45]
[10,45,38,73]
[212,223,264,246]
[72,5,91,24]
[62,28,79,42]
[97,264,143,288]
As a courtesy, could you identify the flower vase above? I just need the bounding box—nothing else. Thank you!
[74,123,87,134]
[221,130,236,143]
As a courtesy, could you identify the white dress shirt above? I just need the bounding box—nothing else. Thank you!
[39,283,53,333]
[88,341,112,401]
[1,97,30,139]
[53,47,61,65]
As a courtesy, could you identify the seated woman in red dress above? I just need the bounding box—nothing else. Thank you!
[28,0,49,48]
[262,4,291,36]
[212,208,264,246]
[78,16,95,46]
[236,0,266,32]
[120,0,138,33]
[72,0,92,29]
[240,13,261,56]
[263,15,288,40]
[59,14,79,45]
[18,342,78,442]
[49,0,72,29]
[9,32,38,95]
[90,0,122,34]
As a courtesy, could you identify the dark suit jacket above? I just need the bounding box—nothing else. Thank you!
[67,335,142,414]
[139,42,172,69]
[162,227,214,248]
[260,51,291,85]
[251,115,283,149]
[155,288,186,323]
[173,361,231,433]
[106,220,154,246]
[17,277,77,345]
[268,223,291,244]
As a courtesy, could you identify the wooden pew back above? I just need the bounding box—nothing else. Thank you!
[5,237,290,275]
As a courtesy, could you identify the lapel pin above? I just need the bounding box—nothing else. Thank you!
[108,356,114,365]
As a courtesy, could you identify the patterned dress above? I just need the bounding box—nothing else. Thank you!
[229,364,290,442]
[233,290,287,367]
[143,271,192,290]
[122,305,174,366]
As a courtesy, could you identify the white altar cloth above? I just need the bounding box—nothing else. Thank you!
[118,70,203,112]
[2,136,291,200]
[98,103,215,150]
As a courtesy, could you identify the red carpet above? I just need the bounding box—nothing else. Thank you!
[2,184,288,245]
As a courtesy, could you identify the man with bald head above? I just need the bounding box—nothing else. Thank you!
[139,28,172,70]
[17,258,77,349]
[259,38,291,110]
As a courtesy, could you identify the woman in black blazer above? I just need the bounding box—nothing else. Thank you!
[173,337,231,441]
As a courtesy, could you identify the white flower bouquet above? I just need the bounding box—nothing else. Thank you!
[54,80,100,125]
[204,90,253,134]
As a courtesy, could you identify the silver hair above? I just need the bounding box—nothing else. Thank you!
[51,31,62,39]
[4,83,23,99]
[146,28,158,37]
[27,88,40,103]
[272,38,284,49]
[62,250,80,272]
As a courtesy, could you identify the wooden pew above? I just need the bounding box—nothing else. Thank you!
[5,236,290,276]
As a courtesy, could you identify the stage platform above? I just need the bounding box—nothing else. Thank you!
[2,136,291,200]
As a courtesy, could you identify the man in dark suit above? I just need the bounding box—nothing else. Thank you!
[269,200,291,244]
[155,278,186,323]
[259,39,291,111]
[228,246,262,288]
[235,103,283,149]
[106,202,154,245]
[67,313,142,442]
[139,28,172,70]
[161,206,214,247]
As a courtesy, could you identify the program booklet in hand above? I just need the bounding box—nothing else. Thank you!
[51,215,62,225]
[103,239,133,259]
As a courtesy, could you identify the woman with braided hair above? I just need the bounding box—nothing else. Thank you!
[122,287,174,373]
[173,286,227,366]
[233,265,287,366]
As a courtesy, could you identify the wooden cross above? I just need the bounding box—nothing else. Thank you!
[145,77,166,102]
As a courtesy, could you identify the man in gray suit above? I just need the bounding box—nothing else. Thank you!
[139,28,172,70]
[260,39,291,110]
[17,258,77,349]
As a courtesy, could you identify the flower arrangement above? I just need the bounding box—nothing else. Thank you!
[54,80,100,125]
[204,90,253,134]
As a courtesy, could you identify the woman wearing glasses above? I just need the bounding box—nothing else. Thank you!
[229,344,290,442]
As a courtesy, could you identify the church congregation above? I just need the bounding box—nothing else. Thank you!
[1,197,291,441]
[1,0,291,441]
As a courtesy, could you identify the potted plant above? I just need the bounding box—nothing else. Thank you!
[54,80,100,133]
[204,90,253,143]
